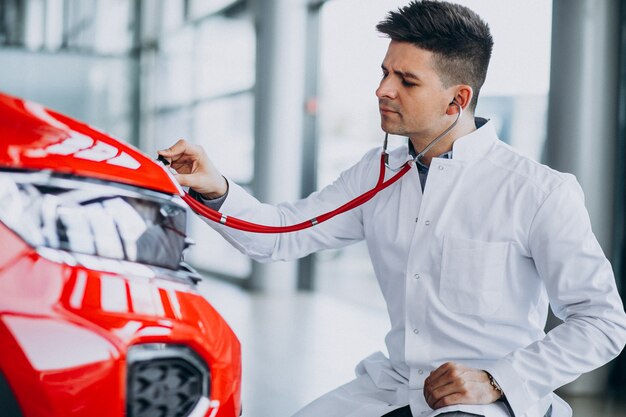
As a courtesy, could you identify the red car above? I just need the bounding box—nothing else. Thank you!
[0,93,242,417]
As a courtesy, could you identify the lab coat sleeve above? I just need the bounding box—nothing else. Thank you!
[193,148,380,262]
[189,185,229,211]
[484,177,626,416]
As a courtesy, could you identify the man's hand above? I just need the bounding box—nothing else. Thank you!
[423,362,501,409]
[158,139,227,199]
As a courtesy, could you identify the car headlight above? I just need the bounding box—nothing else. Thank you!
[0,171,191,271]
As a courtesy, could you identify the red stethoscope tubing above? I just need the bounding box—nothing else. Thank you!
[181,153,412,233]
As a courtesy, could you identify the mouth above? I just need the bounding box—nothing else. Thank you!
[379,107,399,115]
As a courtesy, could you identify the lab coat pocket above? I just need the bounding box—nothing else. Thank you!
[440,236,509,316]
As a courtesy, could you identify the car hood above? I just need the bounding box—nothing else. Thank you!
[0,92,181,195]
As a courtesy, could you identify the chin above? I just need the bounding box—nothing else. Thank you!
[381,125,406,136]
[381,121,397,133]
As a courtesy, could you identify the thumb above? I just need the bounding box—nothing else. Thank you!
[158,139,188,157]
[158,147,177,156]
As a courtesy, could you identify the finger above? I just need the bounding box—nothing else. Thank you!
[425,362,457,389]
[173,172,195,188]
[424,363,469,407]
[428,361,455,380]
[158,139,189,158]
[170,159,195,175]
[425,379,464,408]
[433,392,466,409]
[425,376,450,407]
[174,172,212,192]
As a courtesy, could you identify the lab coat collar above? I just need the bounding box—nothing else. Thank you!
[451,117,498,161]
[385,117,498,168]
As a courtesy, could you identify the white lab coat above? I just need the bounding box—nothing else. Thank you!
[203,120,626,417]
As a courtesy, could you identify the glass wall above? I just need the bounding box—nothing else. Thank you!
[0,0,135,140]
[609,1,626,389]
[314,0,553,308]
[0,0,255,282]
[138,0,255,280]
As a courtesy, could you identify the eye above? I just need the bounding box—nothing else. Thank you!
[381,71,388,79]
[402,79,416,87]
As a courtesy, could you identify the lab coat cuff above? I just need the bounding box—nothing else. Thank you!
[484,359,530,417]
[218,180,258,216]
[195,178,276,259]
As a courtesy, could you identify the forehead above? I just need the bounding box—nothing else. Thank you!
[382,40,439,79]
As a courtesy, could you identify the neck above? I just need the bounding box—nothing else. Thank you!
[410,115,476,166]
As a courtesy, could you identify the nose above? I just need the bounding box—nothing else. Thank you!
[376,76,397,100]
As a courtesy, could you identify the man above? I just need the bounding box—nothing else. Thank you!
[158,1,626,416]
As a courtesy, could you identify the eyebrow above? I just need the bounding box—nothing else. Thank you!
[381,65,421,81]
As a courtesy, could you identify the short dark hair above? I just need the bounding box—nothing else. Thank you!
[376,0,493,112]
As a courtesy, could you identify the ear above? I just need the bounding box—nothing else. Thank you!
[446,85,473,115]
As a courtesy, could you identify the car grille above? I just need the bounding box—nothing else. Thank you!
[127,344,210,417]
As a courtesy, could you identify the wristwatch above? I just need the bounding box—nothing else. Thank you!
[484,371,505,399]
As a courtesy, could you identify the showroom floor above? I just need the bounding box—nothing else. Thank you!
[197,278,626,417]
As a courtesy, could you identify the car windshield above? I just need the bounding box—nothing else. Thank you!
[0,172,188,270]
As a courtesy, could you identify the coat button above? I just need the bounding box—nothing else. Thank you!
[425,220,431,226]
[438,165,444,170]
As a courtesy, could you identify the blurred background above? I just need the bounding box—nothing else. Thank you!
[1,0,625,415]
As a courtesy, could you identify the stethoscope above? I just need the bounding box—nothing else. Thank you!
[179,102,463,233]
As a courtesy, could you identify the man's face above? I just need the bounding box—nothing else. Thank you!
[376,41,454,140]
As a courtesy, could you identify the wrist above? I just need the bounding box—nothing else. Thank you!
[200,176,228,200]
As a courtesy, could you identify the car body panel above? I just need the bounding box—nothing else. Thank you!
[0,92,241,417]
[0,93,181,196]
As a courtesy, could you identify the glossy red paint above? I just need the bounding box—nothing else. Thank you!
[0,93,242,417]
[0,92,181,195]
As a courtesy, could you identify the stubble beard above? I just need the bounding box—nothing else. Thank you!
[380,113,408,136]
